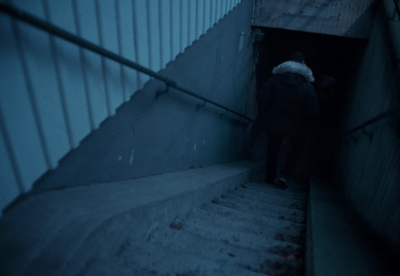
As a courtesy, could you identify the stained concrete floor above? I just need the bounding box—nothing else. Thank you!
[67,180,307,275]
[0,161,309,276]
[1,161,397,275]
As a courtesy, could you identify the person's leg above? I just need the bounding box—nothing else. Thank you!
[280,135,304,177]
[265,134,283,183]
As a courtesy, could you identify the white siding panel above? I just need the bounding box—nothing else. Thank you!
[0,124,20,212]
[52,38,92,146]
[217,0,222,23]
[196,0,204,40]
[75,0,109,128]
[211,0,218,27]
[180,0,189,52]
[10,0,46,19]
[75,0,101,44]
[45,0,76,33]
[0,0,243,212]
[16,25,71,167]
[0,17,48,191]
[116,0,137,62]
[159,0,171,68]
[217,0,222,20]
[82,51,109,127]
[115,3,128,102]
[170,0,181,58]
[188,0,196,45]
[203,0,211,33]
[117,0,140,98]
[148,0,161,71]
[133,0,150,87]
[46,0,91,148]
[97,0,124,114]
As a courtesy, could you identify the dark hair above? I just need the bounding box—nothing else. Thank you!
[290,51,305,63]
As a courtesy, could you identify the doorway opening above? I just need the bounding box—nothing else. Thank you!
[252,27,368,180]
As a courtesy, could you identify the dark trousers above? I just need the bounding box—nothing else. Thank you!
[265,134,304,183]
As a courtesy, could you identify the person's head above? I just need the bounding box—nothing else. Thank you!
[290,51,305,64]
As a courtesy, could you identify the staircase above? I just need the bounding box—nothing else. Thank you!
[72,180,308,275]
[2,160,398,275]
[0,161,311,276]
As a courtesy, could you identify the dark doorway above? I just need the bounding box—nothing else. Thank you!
[255,27,366,94]
[253,27,368,180]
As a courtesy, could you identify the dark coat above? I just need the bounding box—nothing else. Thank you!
[257,62,319,136]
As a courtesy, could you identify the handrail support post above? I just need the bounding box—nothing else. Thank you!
[196,101,207,110]
[363,127,374,141]
[219,110,227,119]
[155,85,170,100]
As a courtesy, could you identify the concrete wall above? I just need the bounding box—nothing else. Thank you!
[337,3,400,249]
[253,0,376,38]
[0,0,253,211]
[11,0,255,197]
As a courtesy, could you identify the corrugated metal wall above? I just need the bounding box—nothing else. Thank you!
[0,0,243,212]
[337,2,400,246]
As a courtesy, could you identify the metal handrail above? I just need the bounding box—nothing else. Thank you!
[341,106,400,137]
[0,2,253,122]
[341,1,400,138]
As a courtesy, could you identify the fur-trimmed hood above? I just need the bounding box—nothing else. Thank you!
[272,61,315,82]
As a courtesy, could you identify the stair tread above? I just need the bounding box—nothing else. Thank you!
[0,162,308,276]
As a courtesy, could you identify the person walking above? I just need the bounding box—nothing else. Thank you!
[257,52,319,188]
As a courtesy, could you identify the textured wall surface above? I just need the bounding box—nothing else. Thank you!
[337,4,400,248]
[253,0,376,38]
[21,0,255,196]
[0,0,250,211]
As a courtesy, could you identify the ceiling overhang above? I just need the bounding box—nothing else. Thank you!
[252,0,377,39]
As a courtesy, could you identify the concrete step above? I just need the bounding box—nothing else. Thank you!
[0,161,261,275]
[184,204,304,244]
[215,193,306,224]
[0,160,309,275]
[61,180,308,275]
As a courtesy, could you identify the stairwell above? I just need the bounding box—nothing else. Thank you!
[0,161,309,275]
[1,0,400,275]
[2,160,397,275]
